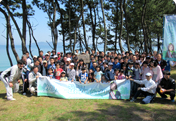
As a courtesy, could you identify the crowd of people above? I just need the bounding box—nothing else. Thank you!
[0,49,175,104]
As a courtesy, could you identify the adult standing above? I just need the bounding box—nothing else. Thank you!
[156,54,167,71]
[0,60,24,100]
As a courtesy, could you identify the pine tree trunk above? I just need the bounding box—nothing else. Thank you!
[22,0,27,54]
[100,0,107,54]
[0,8,19,61]
[119,0,123,52]
[80,0,89,51]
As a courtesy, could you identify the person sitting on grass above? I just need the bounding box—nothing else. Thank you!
[94,65,103,83]
[60,71,68,81]
[79,67,88,84]
[128,72,157,104]
[47,68,54,79]
[156,71,175,102]
[28,66,42,95]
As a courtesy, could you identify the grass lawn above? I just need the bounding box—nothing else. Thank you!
[0,70,176,121]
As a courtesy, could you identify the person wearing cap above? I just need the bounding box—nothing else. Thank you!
[66,58,72,75]
[33,55,38,62]
[44,53,50,65]
[0,60,24,100]
[156,71,175,102]
[53,55,59,64]
[41,60,48,76]
[60,71,68,81]
[105,62,115,82]
[129,72,157,104]
[67,63,76,82]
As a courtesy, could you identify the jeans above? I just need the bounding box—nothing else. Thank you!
[133,90,155,104]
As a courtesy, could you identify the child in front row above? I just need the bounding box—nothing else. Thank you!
[79,67,88,84]
[94,65,103,83]
[47,68,54,79]
[118,69,125,80]
[55,63,63,80]
[60,71,68,81]
[114,68,120,80]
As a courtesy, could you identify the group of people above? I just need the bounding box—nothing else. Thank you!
[0,49,175,104]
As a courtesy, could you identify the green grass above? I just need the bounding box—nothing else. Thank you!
[0,70,176,121]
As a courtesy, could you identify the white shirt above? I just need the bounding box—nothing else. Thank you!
[27,58,32,65]
[1,65,22,82]
[134,79,157,94]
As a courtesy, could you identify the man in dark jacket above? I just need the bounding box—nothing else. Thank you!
[105,62,115,82]
[156,54,167,71]
[156,71,175,102]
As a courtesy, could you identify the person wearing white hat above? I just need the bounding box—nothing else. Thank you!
[33,56,38,62]
[67,63,76,82]
[128,72,157,104]
[66,58,72,76]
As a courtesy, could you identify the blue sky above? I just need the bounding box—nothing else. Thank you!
[0,5,55,45]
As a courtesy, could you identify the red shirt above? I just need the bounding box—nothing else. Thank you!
[55,68,63,80]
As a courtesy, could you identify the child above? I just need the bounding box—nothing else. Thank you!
[79,67,88,84]
[114,68,120,80]
[88,69,94,83]
[133,62,142,94]
[101,74,107,83]
[125,61,134,78]
[60,71,68,81]
[94,65,103,83]
[118,69,125,80]
[55,63,63,80]
[47,68,54,79]
[47,57,56,74]
[141,61,150,80]
[67,63,76,82]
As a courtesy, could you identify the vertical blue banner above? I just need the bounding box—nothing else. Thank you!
[163,15,176,61]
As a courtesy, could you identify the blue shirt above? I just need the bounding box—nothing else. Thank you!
[165,60,171,72]
[79,72,88,83]
[94,71,103,82]
[89,66,96,72]
[113,62,121,70]
[47,64,56,73]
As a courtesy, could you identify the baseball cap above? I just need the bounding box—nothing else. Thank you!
[108,62,113,66]
[45,53,49,56]
[145,72,152,76]
[43,60,47,64]
[67,58,71,61]
[33,55,37,58]
[54,55,58,58]
[70,63,74,66]
[57,52,61,54]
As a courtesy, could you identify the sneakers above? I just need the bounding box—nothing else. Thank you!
[130,98,136,102]
[171,99,175,102]
[7,98,16,101]
[23,93,26,96]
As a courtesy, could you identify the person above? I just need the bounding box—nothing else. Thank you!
[39,50,44,59]
[0,60,24,100]
[118,69,125,80]
[33,55,38,62]
[114,69,120,80]
[101,75,107,83]
[44,53,50,65]
[67,63,76,82]
[94,65,103,83]
[41,60,48,76]
[88,69,94,83]
[101,61,108,73]
[113,57,121,70]
[54,63,63,80]
[164,59,176,72]
[51,50,56,58]
[129,73,157,104]
[150,61,163,85]
[47,68,54,79]
[79,67,88,84]
[105,62,115,82]
[25,51,32,65]
[28,66,42,95]
[156,71,175,102]
[47,57,56,73]
[60,71,68,81]
[141,61,150,80]
[57,52,62,61]
[156,54,167,71]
